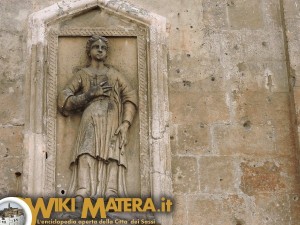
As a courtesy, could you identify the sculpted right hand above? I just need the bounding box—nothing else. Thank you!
[88,81,112,98]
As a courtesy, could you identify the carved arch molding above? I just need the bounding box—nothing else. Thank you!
[24,1,171,223]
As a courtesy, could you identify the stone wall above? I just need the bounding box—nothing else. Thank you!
[0,0,300,224]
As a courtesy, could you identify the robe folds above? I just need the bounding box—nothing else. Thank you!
[57,66,138,197]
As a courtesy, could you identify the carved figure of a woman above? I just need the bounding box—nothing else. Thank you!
[57,35,138,199]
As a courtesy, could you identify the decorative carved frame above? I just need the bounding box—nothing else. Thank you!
[24,1,171,224]
[47,27,149,196]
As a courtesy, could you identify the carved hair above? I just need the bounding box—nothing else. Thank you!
[86,35,109,57]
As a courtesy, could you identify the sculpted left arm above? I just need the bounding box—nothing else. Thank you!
[114,72,138,148]
[115,102,136,148]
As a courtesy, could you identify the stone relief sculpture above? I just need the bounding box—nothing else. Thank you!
[57,35,138,201]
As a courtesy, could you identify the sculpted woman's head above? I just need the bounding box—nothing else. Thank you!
[86,35,109,61]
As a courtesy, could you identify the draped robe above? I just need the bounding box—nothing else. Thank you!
[57,66,138,197]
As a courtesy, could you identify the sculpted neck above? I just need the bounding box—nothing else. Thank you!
[90,60,106,70]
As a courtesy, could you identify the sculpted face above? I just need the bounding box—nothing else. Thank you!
[89,39,108,61]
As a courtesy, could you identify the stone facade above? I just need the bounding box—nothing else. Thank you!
[0,0,300,225]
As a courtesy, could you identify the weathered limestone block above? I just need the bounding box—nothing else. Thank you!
[0,126,23,157]
[273,125,296,156]
[284,18,300,86]
[263,0,282,28]
[186,195,247,225]
[219,30,244,61]
[0,157,22,196]
[170,7,204,29]
[168,27,206,59]
[227,0,264,30]
[231,61,289,93]
[181,28,222,61]
[242,30,285,61]
[240,158,298,195]
[199,156,237,193]
[187,193,294,225]
[283,0,300,19]
[221,195,253,224]
[0,0,30,33]
[169,91,230,125]
[215,124,295,158]
[171,156,198,194]
[172,195,187,225]
[232,91,291,126]
[0,91,24,126]
[251,194,291,224]
[172,123,210,155]
[187,195,222,225]
[169,59,227,93]
[0,31,25,125]
[202,1,228,29]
